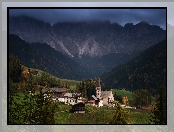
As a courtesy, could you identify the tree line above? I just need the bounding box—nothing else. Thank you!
[8,53,166,124]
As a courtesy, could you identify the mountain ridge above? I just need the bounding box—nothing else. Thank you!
[9,15,166,58]
[100,39,166,94]
[9,34,90,80]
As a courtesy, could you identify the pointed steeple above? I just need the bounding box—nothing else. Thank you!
[96,77,101,98]
[97,77,101,87]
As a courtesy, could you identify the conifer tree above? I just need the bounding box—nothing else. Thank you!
[149,87,167,124]
[110,101,130,124]
[9,53,22,83]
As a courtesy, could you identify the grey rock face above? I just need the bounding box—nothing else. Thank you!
[9,16,166,58]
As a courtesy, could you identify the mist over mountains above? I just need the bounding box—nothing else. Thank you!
[9,16,166,58]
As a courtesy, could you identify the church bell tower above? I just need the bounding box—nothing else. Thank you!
[96,77,101,98]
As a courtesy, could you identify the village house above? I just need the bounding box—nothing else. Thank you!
[87,95,103,107]
[42,87,68,101]
[28,69,39,75]
[42,87,83,105]
[64,93,83,105]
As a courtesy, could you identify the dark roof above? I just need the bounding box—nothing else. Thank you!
[72,102,85,111]
[42,88,67,93]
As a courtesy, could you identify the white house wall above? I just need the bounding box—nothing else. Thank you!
[64,97,68,104]
[99,100,103,107]
[58,98,65,102]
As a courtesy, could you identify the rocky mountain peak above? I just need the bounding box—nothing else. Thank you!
[9,16,166,58]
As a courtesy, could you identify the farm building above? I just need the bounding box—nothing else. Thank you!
[71,102,85,113]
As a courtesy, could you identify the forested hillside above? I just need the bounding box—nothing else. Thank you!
[100,39,166,95]
[9,34,90,80]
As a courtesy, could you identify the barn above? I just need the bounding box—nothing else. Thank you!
[70,102,85,113]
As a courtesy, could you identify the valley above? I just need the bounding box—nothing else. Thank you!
[8,14,167,125]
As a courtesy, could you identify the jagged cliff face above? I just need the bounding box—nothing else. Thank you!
[9,16,166,58]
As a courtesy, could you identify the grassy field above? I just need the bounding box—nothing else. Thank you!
[129,112,152,124]
[54,103,152,124]
[26,67,81,89]
[9,91,153,124]
[126,108,153,124]
[112,89,133,105]
[54,104,115,124]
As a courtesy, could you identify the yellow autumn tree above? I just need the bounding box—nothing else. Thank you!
[122,96,129,106]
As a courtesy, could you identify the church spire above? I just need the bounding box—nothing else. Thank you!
[97,77,101,87]
[96,77,101,98]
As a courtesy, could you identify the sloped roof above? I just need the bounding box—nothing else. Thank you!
[53,88,65,92]
[64,93,82,98]
[92,95,98,100]
[72,102,85,111]
[101,91,112,98]
[64,93,73,97]
[42,88,67,93]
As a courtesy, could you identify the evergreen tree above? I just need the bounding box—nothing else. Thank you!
[133,89,150,107]
[150,87,167,124]
[110,101,130,124]
[9,53,22,83]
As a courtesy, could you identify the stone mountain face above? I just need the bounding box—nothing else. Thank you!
[9,16,166,58]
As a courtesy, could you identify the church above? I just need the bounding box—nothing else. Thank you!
[88,77,115,107]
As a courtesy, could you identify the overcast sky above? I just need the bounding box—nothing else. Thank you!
[9,8,166,30]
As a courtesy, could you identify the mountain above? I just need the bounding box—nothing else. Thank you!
[9,34,90,80]
[8,34,139,79]
[73,52,139,76]
[100,39,166,95]
[9,16,166,58]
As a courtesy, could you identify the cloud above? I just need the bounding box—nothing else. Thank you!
[9,8,166,29]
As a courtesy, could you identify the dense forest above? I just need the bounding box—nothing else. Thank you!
[74,52,139,76]
[100,39,166,95]
[9,34,90,80]
[9,34,139,80]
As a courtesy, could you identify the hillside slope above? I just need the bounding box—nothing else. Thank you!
[100,39,167,95]
[9,34,90,80]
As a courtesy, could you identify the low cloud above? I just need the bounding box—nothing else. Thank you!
[9,8,166,29]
